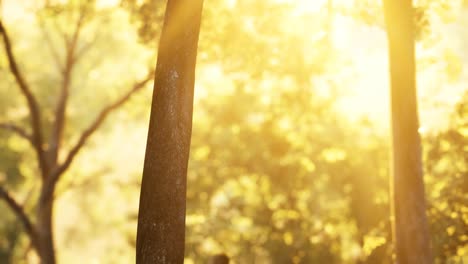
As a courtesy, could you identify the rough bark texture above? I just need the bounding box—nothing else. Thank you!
[136,0,204,263]
[383,0,433,263]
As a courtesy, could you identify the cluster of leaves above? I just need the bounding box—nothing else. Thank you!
[184,74,392,263]
[424,92,468,263]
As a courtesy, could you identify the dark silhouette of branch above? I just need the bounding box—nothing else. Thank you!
[0,186,38,249]
[46,71,154,192]
[0,122,33,143]
[0,20,48,178]
[48,8,86,166]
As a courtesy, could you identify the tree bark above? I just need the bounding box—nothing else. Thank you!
[383,0,432,263]
[136,0,204,263]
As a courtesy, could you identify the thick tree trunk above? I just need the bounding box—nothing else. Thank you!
[383,0,432,263]
[37,187,56,264]
[136,0,204,263]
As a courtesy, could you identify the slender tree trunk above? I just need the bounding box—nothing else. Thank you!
[210,254,230,264]
[36,186,56,264]
[136,0,204,263]
[383,0,432,263]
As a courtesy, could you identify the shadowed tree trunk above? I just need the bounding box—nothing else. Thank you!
[210,254,230,264]
[136,0,204,263]
[36,191,55,264]
[383,0,432,263]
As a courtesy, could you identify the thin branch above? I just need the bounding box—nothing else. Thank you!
[73,9,115,65]
[0,186,38,249]
[73,33,98,64]
[61,2,89,49]
[0,20,48,178]
[53,18,68,47]
[0,122,33,143]
[36,14,63,72]
[44,71,154,197]
[57,74,153,175]
[48,8,86,167]
[55,167,109,198]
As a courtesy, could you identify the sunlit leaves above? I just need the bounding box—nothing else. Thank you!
[120,0,165,45]
[0,0,466,262]
[423,93,468,262]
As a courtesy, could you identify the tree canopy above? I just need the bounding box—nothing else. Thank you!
[0,0,466,263]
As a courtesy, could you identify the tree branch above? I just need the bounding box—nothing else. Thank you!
[48,8,86,167]
[0,122,33,143]
[44,71,154,197]
[73,9,113,65]
[0,20,48,178]
[55,167,108,198]
[73,33,98,64]
[0,186,38,249]
[37,13,63,72]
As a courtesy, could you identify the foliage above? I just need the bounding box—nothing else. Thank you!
[0,0,466,263]
[424,92,468,263]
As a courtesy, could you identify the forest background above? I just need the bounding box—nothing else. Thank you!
[0,0,466,263]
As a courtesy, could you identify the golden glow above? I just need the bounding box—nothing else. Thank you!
[274,0,355,14]
[275,0,326,13]
[1,0,466,263]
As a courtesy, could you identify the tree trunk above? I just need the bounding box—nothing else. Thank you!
[383,0,432,263]
[36,186,56,264]
[210,254,230,264]
[136,0,204,263]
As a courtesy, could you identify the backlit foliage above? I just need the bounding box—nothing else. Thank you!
[0,0,466,263]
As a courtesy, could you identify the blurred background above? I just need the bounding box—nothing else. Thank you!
[0,0,466,263]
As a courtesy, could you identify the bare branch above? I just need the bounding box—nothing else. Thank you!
[37,14,63,72]
[53,18,68,47]
[44,71,154,196]
[55,167,109,198]
[61,2,88,49]
[48,8,87,166]
[0,186,38,249]
[73,33,98,64]
[0,20,48,178]
[0,122,33,143]
[73,8,116,64]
